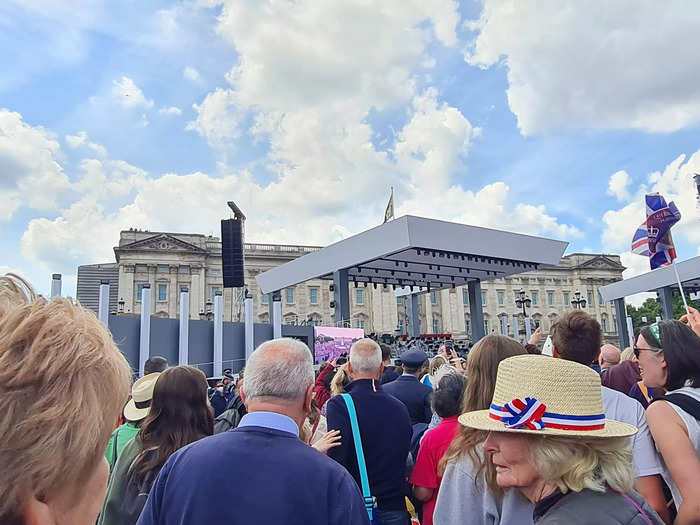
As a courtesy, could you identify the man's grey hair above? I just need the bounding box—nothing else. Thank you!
[349,338,382,376]
[243,338,314,401]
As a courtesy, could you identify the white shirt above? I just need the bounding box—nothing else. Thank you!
[601,386,662,477]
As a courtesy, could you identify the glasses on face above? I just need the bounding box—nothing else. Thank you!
[633,345,663,359]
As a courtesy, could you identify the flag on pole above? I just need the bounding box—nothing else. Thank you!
[631,193,680,270]
[384,188,394,223]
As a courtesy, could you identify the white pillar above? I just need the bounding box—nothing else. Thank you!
[512,314,519,338]
[244,294,254,361]
[525,317,532,342]
[272,298,282,339]
[97,280,110,326]
[139,285,152,377]
[626,317,635,348]
[179,286,189,365]
[50,274,62,298]
[213,291,223,377]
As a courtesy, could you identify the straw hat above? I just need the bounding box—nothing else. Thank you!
[123,372,160,421]
[458,355,637,437]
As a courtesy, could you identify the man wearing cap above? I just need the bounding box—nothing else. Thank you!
[383,348,433,425]
[105,372,159,472]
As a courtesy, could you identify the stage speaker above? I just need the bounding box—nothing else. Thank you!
[221,219,245,288]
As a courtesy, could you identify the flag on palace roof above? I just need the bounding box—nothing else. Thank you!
[384,189,394,223]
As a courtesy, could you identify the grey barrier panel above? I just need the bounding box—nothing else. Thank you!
[149,317,180,368]
[254,323,274,349]
[108,315,141,373]
[223,322,247,373]
[189,319,215,377]
[107,316,315,376]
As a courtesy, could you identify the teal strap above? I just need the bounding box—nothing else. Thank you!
[340,393,375,519]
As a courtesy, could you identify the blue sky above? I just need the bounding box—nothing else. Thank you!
[1,0,700,297]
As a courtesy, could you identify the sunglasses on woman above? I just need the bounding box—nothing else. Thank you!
[633,345,663,358]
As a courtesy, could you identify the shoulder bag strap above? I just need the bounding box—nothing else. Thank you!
[340,393,376,521]
[660,393,700,421]
[111,427,120,470]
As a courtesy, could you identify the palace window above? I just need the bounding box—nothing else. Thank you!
[158,284,167,301]
[356,289,364,305]
[310,288,319,305]
[548,291,554,306]
[430,291,437,305]
[497,291,504,305]
[286,288,295,304]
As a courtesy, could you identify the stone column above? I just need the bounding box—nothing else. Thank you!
[168,267,178,317]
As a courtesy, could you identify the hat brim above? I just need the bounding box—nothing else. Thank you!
[123,399,150,422]
[458,409,638,438]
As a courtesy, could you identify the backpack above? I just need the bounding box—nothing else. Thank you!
[214,407,244,434]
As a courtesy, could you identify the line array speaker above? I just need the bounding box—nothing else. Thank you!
[221,219,244,288]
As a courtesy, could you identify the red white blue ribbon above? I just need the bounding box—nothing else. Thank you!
[489,398,605,431]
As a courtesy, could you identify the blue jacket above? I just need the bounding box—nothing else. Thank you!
[380,367,399,384]
[136,423,369,525]
[382,375,433,425]
[326,379,412,512]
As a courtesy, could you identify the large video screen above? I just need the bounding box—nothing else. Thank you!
[313,326,364,364]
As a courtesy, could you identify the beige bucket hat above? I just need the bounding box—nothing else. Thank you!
[458,355,637,438]
[123,372,160,421]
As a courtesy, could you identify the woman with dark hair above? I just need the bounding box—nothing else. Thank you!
[410,371,467,525]
[637,320,700,522]
[99,366,214,525]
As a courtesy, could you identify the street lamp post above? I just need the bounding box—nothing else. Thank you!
[571,290,587,309]
[515,289,531,339]
[118,297,125,315]
[515,289,531,318]
[205,299,214,321]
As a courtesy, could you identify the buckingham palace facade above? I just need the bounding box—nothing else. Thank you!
[78,229,624,340]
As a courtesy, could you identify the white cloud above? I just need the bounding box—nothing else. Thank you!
[0,109,70,220]
[218,0,460,112]
[65,131,107,157]
[466,1,700,134]
[158,106,182,116]
[186,88,239,147]
[607,170,630,202]
[111,76,154,109]
[183,66,201,83]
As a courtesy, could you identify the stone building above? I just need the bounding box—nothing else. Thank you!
[108,230,623,339]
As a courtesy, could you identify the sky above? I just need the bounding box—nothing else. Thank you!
[1,0,700,299]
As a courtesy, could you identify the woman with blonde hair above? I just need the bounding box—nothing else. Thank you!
[330,362,353,396]
[459,355,662,523]
[0,274,132,525]
[421,353,450,389]
[433,334,529,525]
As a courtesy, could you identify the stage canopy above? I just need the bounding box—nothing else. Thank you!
[599,255,700,301]
[257,215,568,294]
[256,216,568,342]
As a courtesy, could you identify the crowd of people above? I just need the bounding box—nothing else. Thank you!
[2,271,700,524]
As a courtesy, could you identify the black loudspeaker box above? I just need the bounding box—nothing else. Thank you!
[221,219,245,288]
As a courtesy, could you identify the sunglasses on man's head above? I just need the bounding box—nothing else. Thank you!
[633,345,663,358]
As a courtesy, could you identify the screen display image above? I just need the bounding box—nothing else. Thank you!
[313,326,365,364]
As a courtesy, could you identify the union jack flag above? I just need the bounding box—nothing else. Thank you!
[631,193,680,270]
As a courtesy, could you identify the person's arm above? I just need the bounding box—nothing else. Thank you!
[332,471,371,525]
[326,397,351,467]
[647,400,700,525]
[635,475,671,524]
[410,432,438,503]
[315,360,336,388]
[413,486,434,502]
[423,391,433,424]
[679,306,700,338]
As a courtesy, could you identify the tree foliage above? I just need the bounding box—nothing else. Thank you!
[626,293,700,330]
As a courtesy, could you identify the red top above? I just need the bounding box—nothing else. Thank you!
[409,416,460,525]
[312,364,335,410]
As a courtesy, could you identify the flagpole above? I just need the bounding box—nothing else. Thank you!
[671,259,690,316]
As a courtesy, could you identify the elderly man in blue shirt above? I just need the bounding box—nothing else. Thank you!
[136,338,369,525]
